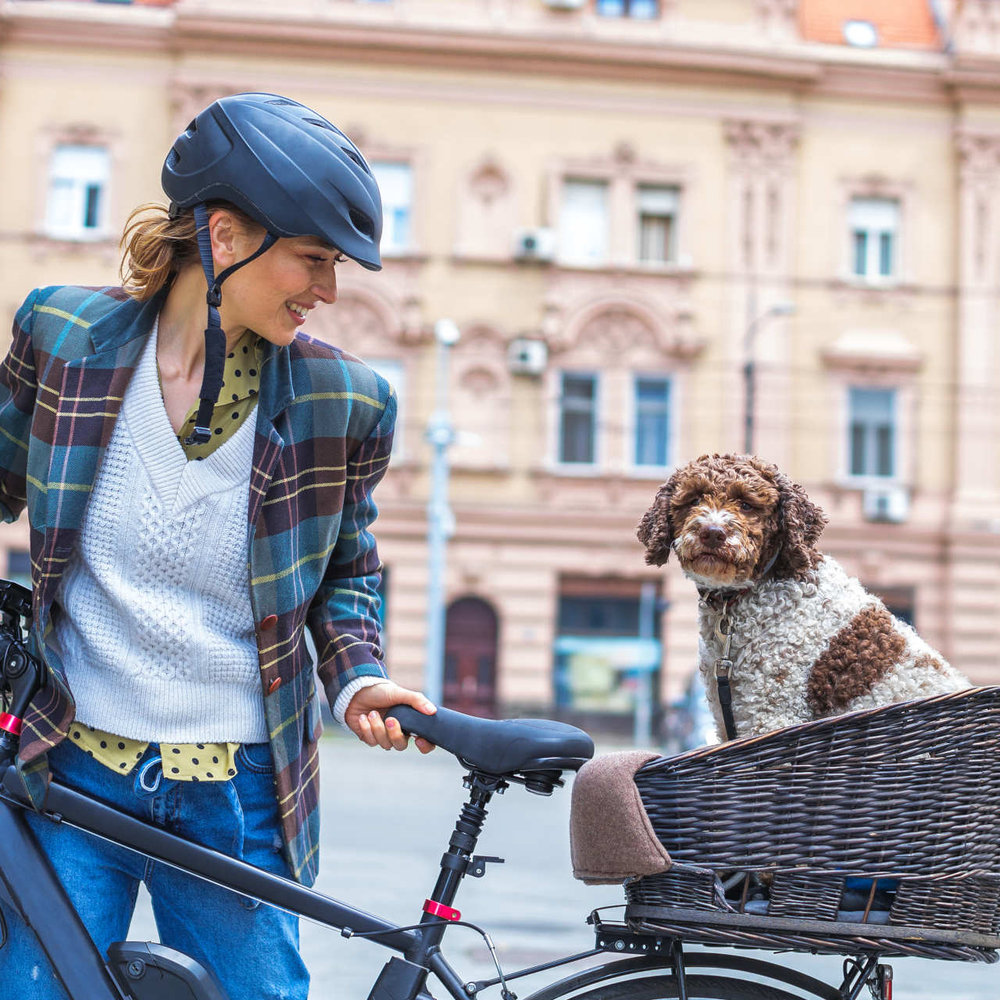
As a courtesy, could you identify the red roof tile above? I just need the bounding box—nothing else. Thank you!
[799,0,942,50]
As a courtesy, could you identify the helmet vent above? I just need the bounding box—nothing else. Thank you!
[342,147,367,171]
[349,208,375,239]
[304,117,336,132]
[265,98,297,106]
[186,118,197,134]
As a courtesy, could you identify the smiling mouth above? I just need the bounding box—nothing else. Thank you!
[286,302,312,320]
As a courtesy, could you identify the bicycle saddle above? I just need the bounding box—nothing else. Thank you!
[386,705,594,778]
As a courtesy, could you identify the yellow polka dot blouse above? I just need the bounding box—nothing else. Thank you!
[69,331,265,781]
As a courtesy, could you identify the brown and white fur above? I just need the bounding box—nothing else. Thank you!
[637,453,969,739]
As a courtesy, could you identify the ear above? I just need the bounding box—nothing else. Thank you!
[768,470,828,579]
[637,471,681,567]
[208,209,239,268]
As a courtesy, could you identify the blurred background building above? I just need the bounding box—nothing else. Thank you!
[1,0,999,735]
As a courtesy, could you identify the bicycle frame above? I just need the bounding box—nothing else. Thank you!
[0,763,895,1000]
[0,762,519,1000]
[0,576,893,1000]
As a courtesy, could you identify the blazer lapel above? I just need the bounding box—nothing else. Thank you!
[40,294,162,609]
[247,339,293,535]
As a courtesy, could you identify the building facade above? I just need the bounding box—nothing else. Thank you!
[1,0,999,727]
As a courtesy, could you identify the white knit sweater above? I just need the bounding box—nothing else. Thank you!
[55,321,267,743]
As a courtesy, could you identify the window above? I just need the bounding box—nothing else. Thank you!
[849,197,899,281]
[596,0,659,17]
[849,387,896,478]
[558,179,609,266]
[367,358,406,457]
[843,20,878,47]
[559,372,598,465]
[634,376,671,468]
[370,161,412,253]
[637,185,678,264]
[45,145,110,240]
[553,581,662,711]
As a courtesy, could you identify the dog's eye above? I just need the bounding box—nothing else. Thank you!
[737,500,756,513]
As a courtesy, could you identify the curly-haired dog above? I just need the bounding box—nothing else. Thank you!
[637,453,969,740]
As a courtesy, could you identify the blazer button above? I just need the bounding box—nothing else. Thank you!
[268,678,282,695]
[259,614,278,632]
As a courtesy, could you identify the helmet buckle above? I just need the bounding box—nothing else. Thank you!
[206,284,223,308]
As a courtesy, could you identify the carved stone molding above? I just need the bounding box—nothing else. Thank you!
[956,130,1000,181]
[953,0,1000,57]
[169,82,244,135]
[758,0,798,38]
[724,119,801,167]
[548,297,705,361]
[820,330,923,376]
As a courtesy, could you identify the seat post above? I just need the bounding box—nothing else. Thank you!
[405,771,506,964]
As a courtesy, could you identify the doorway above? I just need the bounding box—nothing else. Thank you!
[444,597,499,718]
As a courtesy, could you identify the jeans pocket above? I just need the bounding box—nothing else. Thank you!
[236,742,274,774]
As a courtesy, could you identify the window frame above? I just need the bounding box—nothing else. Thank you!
[846,385,898,481]
[369,159,414,257]
[553,369,602,471]
[837,177,914,288]
[849,196,900,283]
[557,176,612,268]
[629,371,675,474]
[595,0,661,18]
[548,156,691,272]
[43,143,112,243]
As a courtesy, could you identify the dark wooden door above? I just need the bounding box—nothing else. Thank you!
[443,597,498,718]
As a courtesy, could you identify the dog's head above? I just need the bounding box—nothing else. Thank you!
[636,453,827,589]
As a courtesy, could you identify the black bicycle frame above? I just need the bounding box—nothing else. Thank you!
[0,764,483,1000]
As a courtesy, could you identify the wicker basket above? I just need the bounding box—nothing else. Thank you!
[625,687,1000,962]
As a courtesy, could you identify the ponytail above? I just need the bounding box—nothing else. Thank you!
[119,201,261,301]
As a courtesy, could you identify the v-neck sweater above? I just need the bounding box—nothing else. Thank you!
[55,321,267,744]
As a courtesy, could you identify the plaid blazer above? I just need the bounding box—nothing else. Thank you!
[0,284,395,885]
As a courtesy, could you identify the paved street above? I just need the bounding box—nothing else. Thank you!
[128,730,998,998]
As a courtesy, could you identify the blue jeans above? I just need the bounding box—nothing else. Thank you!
[0,739,309,1000]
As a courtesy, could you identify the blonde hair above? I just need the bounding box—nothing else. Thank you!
[119,201,262,301]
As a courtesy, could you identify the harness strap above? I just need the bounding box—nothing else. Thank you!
[187,203,277,445]
[715,662,738,742]
[711,597,739,741]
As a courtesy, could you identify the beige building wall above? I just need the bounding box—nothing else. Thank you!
[1,0,999,724]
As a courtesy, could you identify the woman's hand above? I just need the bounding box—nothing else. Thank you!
[344,681,437,753]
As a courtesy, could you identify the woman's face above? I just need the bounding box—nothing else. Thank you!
[213,213,344,347]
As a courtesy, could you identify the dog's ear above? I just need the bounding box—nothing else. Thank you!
[769,470,828,579]
[637,472,680,566]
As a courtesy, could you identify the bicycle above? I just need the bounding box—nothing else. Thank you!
[0,577,987,1000]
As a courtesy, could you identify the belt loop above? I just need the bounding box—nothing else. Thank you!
[134,755,163,797]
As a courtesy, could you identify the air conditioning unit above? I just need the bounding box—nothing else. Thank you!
[862,485,909,524]
[543,0,586,8]
[508,338,548,375]
[513,227,556,263]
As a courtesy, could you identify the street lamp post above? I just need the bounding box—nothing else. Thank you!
[742,301,795,455]
[424,318,460,707]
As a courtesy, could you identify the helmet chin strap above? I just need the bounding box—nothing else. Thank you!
[185,203,278,446]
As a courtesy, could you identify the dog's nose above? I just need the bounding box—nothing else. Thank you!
[698,525,727,547]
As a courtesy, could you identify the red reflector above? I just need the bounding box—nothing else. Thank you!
[423,899,460,921]
[0,713,22,736]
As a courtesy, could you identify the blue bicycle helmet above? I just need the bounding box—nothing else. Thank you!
[160,92,384,443]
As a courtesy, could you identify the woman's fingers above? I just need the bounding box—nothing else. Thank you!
[357,707,430,752]
[385,716,409,751]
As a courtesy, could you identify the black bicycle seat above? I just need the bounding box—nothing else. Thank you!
[386,705,594,777]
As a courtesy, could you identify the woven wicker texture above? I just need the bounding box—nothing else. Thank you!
[626,687,1000,957]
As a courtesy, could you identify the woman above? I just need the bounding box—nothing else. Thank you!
[0,93,434,999]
